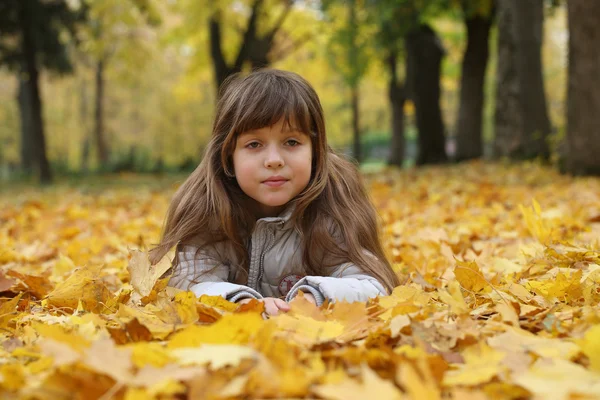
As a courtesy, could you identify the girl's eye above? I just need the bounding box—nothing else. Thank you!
[246,142,260,149]
[286,139,300,147]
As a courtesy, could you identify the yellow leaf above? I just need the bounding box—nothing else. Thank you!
[45,265,114,313]
[0,293,23,330]
[488,327,579,360]
[167,313,263,348]
[397,361,441,400]
[131,364,205,389]
[26,356,53,374]
[198,294,239,312]
[124,388,150,400]
[443,343,505,386]
[32,321,90,352]
[0,363,26,391]
[514,358,600,400]
[127,249,172,297]
[52,254,77,278]
[389,315,411,337]
[579,324,600,372]
[495,301,520,326]
[395,344,428,359]
[0,248,21,264]
[454,261,491,294]
[173,291,199,324]
[437,281,469,314]
[526,270,582,301]
[275,314,345,344]
[37,338,81,366]
[313,365,403,400]
[129,342,174,368]
[84,338,134,383]
[116,304,175,340]
[171,345,258,369]
[519,199,553,244]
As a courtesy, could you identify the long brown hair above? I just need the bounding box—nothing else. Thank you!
[150,69,401,292]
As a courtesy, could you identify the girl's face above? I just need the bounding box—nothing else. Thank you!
[233,117,312,218]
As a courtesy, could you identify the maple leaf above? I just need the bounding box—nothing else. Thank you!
[45,265,114,313]
[314,365,403,400]
[454,260,492,294]
[127,249,172,298]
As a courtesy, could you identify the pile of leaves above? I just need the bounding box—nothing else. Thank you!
[0,163,599,399]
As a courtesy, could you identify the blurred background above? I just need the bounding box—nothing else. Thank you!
[0,0,598,185]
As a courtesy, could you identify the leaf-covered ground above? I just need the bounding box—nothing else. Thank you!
[0,162,599,399]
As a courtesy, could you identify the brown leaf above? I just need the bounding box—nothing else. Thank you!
[6,270,53,298]
[0,271,17,292]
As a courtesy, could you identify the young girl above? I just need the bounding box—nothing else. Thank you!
[151,69,401,316]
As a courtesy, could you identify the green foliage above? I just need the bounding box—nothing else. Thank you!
[79,0,160,75]
[322,0,373,88]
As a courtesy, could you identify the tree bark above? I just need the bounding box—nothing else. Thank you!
[18,76,34,174]
[565,0,600,175]
[512,0,551,159]
[406,25,447,165]
[387,51,406,167]
[80,77,90,172]
[209,11,238,90]
[94,58,109,165]
[494,0,523,157]
[455,10,494,161]
[18,0,52,184]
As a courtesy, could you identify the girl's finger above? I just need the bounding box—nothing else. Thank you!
[264,300,279,316]
[275,299,291,311]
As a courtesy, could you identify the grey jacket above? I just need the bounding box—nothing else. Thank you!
[168,205,387,306]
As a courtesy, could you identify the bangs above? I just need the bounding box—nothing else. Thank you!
[231,74,316,137]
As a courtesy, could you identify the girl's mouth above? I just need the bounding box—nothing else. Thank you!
[263,179,288,187]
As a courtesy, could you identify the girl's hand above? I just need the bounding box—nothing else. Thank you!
[262,297,291,316]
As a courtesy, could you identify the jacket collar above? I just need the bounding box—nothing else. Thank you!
[255,201,296,230]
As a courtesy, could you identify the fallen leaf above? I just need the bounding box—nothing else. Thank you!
[314,365,403,400]
[127,249,172,297]
[171,344,258,369]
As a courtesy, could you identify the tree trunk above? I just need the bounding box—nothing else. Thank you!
[387,52,406,167]
[209,12,237,90]
[210,0,263,90]
[18,0,52,184]
[209,0,293,91]
[94,58,109,165]
[406,25,447,165]
[494,0,523,158]
[249,37,271,69]
[18,76,34,174]
[565,0,600,175]
[351,85,361,163]
[455,10,494,161]
[512,0,551,159]
[80,77,90,172]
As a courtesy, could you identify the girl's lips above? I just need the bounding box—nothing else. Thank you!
[263,179,288,187]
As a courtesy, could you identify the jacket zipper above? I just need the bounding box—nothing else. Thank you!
[256,228,276,287]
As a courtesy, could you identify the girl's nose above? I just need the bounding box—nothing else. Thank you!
[264,147,284,168]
